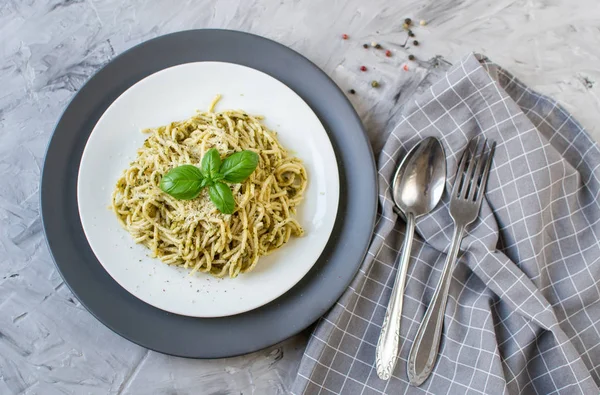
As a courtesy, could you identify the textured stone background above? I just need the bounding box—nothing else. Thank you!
[1,0,599,393]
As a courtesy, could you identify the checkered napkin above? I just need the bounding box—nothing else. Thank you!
[292,54,600,394]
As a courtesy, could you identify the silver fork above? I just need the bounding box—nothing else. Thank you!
[407,136,496,386]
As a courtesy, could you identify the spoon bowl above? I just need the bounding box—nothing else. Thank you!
[393,137,446,218]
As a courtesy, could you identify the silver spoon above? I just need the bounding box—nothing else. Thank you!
[376,137,446,380]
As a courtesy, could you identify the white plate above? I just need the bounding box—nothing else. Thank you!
[77,62,339,318]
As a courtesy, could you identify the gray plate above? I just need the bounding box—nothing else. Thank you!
[41,29,377,358]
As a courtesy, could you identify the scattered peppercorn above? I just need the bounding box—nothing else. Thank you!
[371,80,380,88]
[348,89,356,94]
[413,40,419,46]
[360,65,367,71]
[405,18,412,25]
[371,41,378,47]
[408,54,415,61]
[402,23,409,30]
[375,43,382,49]
[420,20,427,26]
[408,30,415,37]
[342,34,349,39]
[385,50,392,57]
[363,43,368,48]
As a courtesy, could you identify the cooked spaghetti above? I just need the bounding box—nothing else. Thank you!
[111,96,307,278]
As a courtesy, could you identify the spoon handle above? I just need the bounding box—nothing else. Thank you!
[376,212,415,380]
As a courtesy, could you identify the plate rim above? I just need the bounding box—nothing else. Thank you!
[40,28,378,358]
[76,60,340,317]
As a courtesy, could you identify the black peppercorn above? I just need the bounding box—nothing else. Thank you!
[408,30,415,37]
[349,89,356,94]
[363,43,368,48]
[408,54,415,61]
[405,18,412,25]
[413,40,419,46]
[375,43,382,49]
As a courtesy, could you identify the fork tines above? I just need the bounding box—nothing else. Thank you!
[453,137,496,204]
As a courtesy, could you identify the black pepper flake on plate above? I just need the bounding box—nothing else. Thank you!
[348,89,356,94]
[375,43,382,49]
[413,40,419,46]
[408,30,415,37]
[408,54,415,61]
[405,18,412,25]
[363,43,368,48]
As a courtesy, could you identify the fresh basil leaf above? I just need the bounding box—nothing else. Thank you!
[159,165,204,200]
[208,182,235,214]
[201,148,222,179]
[220,150,259,183]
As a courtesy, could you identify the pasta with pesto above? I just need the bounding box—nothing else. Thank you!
[111,96,307,278]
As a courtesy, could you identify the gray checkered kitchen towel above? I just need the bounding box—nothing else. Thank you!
[292,54,600,394]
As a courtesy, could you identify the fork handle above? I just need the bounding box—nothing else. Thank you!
[376,212,415,380]
[407,223,465,386]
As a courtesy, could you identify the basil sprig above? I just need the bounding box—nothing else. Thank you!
[159,148,259,214]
